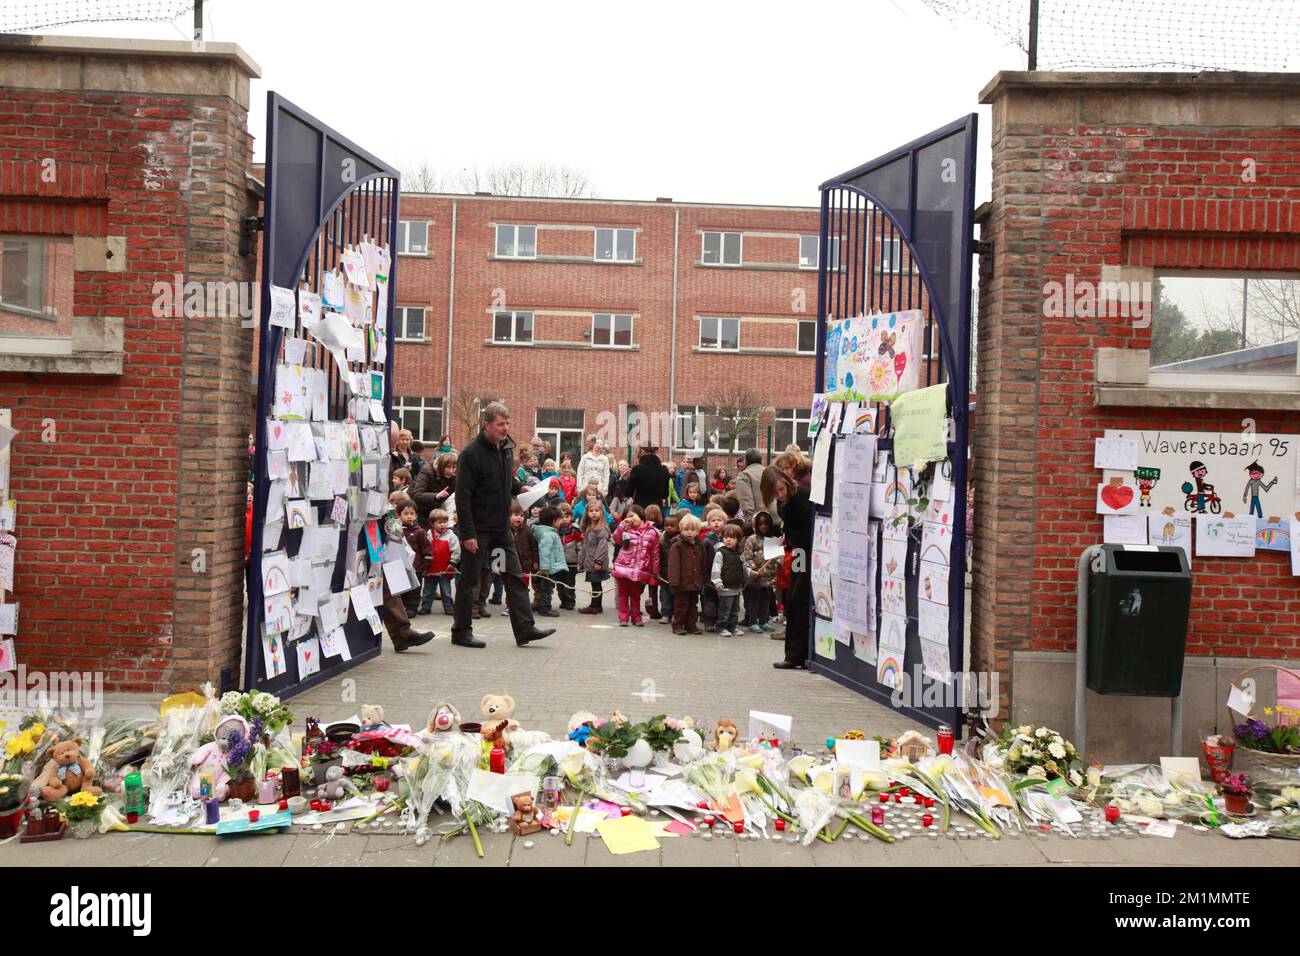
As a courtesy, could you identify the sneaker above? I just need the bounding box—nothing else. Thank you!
[633,620,645,627]
[749,624,764,634]
[658,618,671,625]
[500,606,510,616]
[716,628,733,637]
[619,620,630,627]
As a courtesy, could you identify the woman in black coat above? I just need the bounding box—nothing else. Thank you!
[762,465,812,670]
[627,450,671,510]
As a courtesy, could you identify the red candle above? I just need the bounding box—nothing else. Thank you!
[878,793,890,803]
[126,811,139,824]
[702,815,715,827]
[900,787,911,797]
[310,800,321,811]
[871,806,885,826]
[1105,804,1121,823]
[278,799,288,811]
[374,776,390,793]
[922,813,934,827]
[894,794,902,803]
[937,725,955,755]
[775,818,786,831]
[914,795,925,805]
[248,809,260,822]
[620,806,632,817]
[733,821,744,834]
[924,797,936,809]
[697,801,709,809]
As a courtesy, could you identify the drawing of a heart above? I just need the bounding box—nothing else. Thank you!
[894,352,907,380]
[1101,484,1134,511]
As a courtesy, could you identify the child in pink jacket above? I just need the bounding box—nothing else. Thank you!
[611,505,661,627]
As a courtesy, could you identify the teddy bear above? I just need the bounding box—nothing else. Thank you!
[359,704,388,732]
[480,694,520,733]
[509,791,542,835]
[317,765,358,801]
[35,737,102,803]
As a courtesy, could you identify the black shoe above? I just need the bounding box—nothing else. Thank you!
[406,630,434,648]
[515,627,555,646]
[488,596,503,605]
[391,636,411,653]
[772,660,806,670]
[537,608,560,618]
[451,634,486,648]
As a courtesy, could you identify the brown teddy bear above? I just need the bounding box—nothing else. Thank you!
[35,737,102,803]
[479,694,520,733]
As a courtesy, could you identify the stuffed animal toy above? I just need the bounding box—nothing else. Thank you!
[189,739,231,801]
[480,694,520,732]
[318,765,357,801]
[509,791,542,835]
[425,702,460,735]
[567,710,598,747]
[360,704,388,732]
[35,738,102,803]
[713,719,739,753]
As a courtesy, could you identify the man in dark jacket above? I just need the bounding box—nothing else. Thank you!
[451,403,555,649]
[627,449,671,509]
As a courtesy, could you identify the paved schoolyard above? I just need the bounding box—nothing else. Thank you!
[1,610,1293,866]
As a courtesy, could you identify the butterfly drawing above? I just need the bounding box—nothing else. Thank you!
[877,331,897,358]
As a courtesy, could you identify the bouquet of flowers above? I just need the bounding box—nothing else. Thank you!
[1233,710,1300,755]
[225,718,264,785]
[219,691,293,736]
[0,772,28,813]
[995,724,1084,787]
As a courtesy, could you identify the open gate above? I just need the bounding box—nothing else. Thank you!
[810,115,977,733]
[244,93,401,697]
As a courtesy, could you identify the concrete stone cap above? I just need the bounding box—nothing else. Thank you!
[0,32,260,78]
[980,69,1300,104]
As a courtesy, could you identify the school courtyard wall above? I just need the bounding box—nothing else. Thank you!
[974,70,1300,759]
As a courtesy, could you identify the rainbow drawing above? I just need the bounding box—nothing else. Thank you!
[877,655,903,689]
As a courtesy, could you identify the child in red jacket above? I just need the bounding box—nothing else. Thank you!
[417,507,461,616]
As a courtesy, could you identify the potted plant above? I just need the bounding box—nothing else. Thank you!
[0,772,29,838]
[1232,709,1300,776]
[307,739,342,784]
[61,790,104,839]
[224,721,261,802]
[1220,773,1252,815]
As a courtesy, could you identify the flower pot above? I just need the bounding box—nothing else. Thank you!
[71,819,98,840]
[226,777,256,803]
[1224,792,1250,815]
[0,807,22,839]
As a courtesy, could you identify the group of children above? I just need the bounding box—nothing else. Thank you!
[385,445,790,637]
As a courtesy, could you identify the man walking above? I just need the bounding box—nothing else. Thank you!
[451,402,556,649]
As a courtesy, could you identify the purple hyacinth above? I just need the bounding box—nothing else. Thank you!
[1234,720,1270,742]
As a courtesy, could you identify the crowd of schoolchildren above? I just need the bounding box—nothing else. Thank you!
[384,429,814,639]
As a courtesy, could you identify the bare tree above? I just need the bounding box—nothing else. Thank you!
[449,386,484,444]
[454,161,596,198]
[400,160,443,193]
[1201,277,1300,351]
[703,385,765,454]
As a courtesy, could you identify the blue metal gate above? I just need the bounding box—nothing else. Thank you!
[810,114,977,734]
[245,92,401,696]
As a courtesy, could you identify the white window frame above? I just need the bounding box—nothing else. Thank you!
[535,408,586,462]
[699,316,740,352]
[392,395,444,443]
[774,407,812,452]
[395,306,427,342]
[594,227,636,263]
[879,236,903,274]
[495,224,537,260]
[799,235,838,270]
[701,231,742,267]
[592,312,634,349]
[397,220,430,256]
[493,310,534,344]
[796,319,817,354]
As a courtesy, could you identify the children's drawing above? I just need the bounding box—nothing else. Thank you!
[295,636,321,679]
[1254,515,1291,553]
[263,592,294,636]
[0,637,15,672]
[1135,466,1160,508]
[285,498,311,529]
[321,271,345,310]
[919,559,949,607]
[825,310,923,402]
[876,611,907,690]
[1182,460,1220,514]
[1096,479,1139,516]
[814,616,837,660]
[364,519,383,564]
[262,633,286,680]
[920,521,951,567]
[262,550,292,596]
[852,630,877,666]
[1195,513,1256,557]
[298,288,322,329]
[1241,461,1279,519]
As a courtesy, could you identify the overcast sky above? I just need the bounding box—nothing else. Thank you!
[31,0,1027,206]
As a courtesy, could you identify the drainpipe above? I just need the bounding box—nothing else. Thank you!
[445,199,457,411]
[669,206,679,441]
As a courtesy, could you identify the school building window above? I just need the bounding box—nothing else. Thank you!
[799,235,840,270]
[774,407,812,452]
[536,408,586,462]
[797,320,817,354]
[1148,274,1300,389]
[495,224,537,259]
[397,220,429,255]
[673,404,756,453]
[595,227,635,262]
[392,395,444,443]
[701,231,741,266]
[879,236,903,273]
[699,316,740,351]
[493,310,534,344]
[592,312,633,348]
[395,306,426,341]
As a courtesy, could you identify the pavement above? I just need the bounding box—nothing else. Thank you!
[1,605,1295,867]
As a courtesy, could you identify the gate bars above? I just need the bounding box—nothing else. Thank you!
[812,115,977,734]
[245,92,401,696]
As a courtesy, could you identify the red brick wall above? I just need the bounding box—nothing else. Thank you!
[0,64,256,692]
[975,74,1300,719]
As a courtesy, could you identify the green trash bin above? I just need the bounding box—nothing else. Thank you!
[1086,544,1192,697]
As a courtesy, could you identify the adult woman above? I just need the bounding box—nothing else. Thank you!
[576,438,612,497]
[774,449,813,491]
[410,451,457,528]
[389,428,418,488]
[762,465,812,670]
[627,448,671,510]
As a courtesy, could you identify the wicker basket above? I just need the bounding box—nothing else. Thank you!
[1226,664,1300,777]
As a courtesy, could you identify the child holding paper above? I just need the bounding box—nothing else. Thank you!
[742,511,780,633]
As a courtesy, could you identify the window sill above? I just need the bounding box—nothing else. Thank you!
[397,251,433,258]
[486,339,640,352]
[0,317,123,375]
[1096,383,1300,411]
[695,261,846,273]
[692,346,817,357]
[395,337,430,345]
[487,254,642,266]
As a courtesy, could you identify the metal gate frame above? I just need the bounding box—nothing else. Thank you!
[245,92,401,697]
[811,114,977,733]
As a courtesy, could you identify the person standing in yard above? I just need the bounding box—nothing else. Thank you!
[734,448,768,520]
[450,403,556,649]
[627,447,671,510]
[763,465,812,670]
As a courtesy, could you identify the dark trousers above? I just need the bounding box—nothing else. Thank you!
[672,589,700,631]
[659,584,674,619]
[381,580,416,647]
[700,585,718,627]
[534,573,556,610]
[452,529,537,640]
[783,571,810,664]
[418,573,454,613]
[744,585,771,625]
[558,567,577,608]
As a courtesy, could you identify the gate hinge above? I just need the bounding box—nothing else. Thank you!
[240,215,265,258]
[972,238,993,257]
